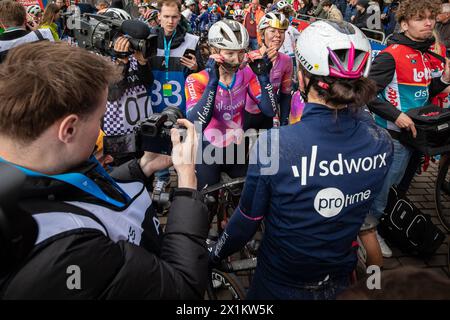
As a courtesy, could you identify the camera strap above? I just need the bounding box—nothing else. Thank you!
[0,157,132,208]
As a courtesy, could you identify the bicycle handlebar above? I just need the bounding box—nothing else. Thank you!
[215,257,258,273]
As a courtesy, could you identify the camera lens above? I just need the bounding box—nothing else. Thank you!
[161,106,184,124]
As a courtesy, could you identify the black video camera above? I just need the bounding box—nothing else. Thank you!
[70,13,157,58]
[103,106,187,156]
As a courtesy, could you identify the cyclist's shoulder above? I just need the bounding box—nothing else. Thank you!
[276,52,293,68]
[186,69,209,84]
[356,110,393,146]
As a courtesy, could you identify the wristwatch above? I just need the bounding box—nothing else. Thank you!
[171,188,204,201]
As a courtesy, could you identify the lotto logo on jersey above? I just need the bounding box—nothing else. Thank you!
[387,87,399,107]
[413,68,431,83]
[314,187,372,218]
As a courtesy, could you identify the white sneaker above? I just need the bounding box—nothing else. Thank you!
[376,232,393,258]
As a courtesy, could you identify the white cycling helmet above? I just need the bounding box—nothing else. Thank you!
[27,5,43,15]
[208,19,249,50]
[101,8,132,20]
[258,12,289,31]
[185,0,196,6]
[201,0,208,7]
[232,9,244,19]
[295,20,371,79]
[276,0,291,11]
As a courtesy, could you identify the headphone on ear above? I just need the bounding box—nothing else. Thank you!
[0,163,38,276]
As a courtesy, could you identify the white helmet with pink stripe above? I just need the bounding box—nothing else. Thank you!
[295,20,372,79]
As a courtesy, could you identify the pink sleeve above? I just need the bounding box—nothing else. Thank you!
[280,55,293,95]
[185,72,207,113]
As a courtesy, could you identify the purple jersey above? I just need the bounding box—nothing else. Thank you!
[245,52,293,114]
[186,66,262,147]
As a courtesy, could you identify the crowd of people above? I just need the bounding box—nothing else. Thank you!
[0,0,450,300]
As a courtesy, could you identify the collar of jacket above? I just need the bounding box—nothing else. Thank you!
[157,24,187,50]
[389,32,436,53]
[301,103,360,132]
[20,161,99,200]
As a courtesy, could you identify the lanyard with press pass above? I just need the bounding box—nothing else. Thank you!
[163,31,177,97]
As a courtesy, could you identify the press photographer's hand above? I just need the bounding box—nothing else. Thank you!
[171,119,198,189]
[139,152,172,177]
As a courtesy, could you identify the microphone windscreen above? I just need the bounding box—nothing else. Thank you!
[120,20,150,39]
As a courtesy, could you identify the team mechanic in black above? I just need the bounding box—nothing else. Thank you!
[0,41,208,299]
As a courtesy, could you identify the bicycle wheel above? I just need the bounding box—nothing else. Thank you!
[205,269,247,300]
[435,155,450,232]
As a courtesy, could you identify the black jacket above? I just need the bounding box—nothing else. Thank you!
[108,57,154,101]
[353,9,370,30]
[367,33,449,125]
[0,159,209,299]
[154,24,205,74]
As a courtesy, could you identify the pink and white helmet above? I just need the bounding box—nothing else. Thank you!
[295,20,371,79]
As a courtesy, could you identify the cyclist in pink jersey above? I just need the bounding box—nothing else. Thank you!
[186,19,278,190]
[186,63,262,147]
[245,12,293,129]
[289,60,308,124]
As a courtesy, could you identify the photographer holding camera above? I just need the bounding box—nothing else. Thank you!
[0,1,54,63]
[100,8,156,165]
[0,41,208,299]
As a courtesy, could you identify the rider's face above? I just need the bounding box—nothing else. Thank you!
[218,49,246,73]
[402,10,436,41]
[220,49,246,65]
[149,19,159,27]
[138,7,147,15]
[264,27,285,50]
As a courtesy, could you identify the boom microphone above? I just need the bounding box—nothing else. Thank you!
[120,20,151,39]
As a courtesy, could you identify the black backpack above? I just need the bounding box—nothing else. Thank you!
[378,186,446,258]
[399,104,450,156]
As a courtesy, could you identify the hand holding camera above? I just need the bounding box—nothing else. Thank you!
[139,152,172,178]
[113,36,131,63]
[113,36,148,65]
[171,119,198,189]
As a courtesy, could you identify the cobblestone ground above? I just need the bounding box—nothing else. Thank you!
[386,161,449,279]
